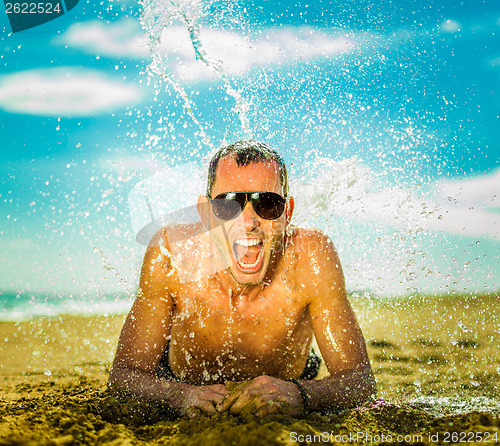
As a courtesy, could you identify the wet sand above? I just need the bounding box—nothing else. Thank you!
[0,293,499,445]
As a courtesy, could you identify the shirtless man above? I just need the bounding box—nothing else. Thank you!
[109,140,376,418]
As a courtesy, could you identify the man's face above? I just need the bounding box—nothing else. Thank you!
[209,157,289,286]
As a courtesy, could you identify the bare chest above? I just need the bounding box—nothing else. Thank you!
[168,281,312,381]
[175,285,306,346]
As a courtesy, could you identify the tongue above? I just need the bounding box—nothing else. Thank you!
[235,243,261,265]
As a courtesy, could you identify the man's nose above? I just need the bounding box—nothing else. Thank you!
[241,201,260,229]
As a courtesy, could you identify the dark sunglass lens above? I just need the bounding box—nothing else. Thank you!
[254,193,285,220]
[212,195,243,220]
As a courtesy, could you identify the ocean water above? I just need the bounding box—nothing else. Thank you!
[0,290,132,322]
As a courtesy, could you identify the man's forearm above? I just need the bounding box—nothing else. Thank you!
[299,368,376,412]
[108,365,189,411]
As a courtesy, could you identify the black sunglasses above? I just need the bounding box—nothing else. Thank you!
[208,191,287,221]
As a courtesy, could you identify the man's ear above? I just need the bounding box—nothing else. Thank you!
[285,196,294,225]
[197,194,211,229]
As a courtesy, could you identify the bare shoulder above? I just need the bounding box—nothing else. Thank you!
[141,222,206,294]
[140,224,192,294]
[142,226,174,272]
[288,226,339,259]
[286,226,345,302]
[148,222,202,249]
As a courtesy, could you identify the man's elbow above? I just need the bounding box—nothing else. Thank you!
[352,368,377,406]
[361,369,377,400]
[332,367,376,408]
[107,363,135,391]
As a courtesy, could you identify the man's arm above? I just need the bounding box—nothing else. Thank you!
[217,229,375,417]
[108,229,227,417]
[298,230,376,412]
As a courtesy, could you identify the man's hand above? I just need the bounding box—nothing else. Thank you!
[216,375,303,417]
[178,384,228,418]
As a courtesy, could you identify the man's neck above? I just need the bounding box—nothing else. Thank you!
[216,270,266,302]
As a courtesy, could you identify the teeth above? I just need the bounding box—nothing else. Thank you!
[237,247,264,268]
[235,239,261,247]
[233,238,264,270]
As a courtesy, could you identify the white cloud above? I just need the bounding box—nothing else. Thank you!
[0,68,142,117]
[54,19,150,58]
[425,169,500,239]
[292,157,432,233]
[292,157,500,241]
[490,56,500,67]
[153,26,353,81]
[365,170,500,241]
[363,172,500,241]
[0,237,34,251]
[53,19,353,80]
[440,19,462,33]
[100,154,166,175]
[117,157,499,243]
[438,169,500,209]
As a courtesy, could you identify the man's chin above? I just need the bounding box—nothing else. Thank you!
[228,259,268,286]
[230,273,266,286]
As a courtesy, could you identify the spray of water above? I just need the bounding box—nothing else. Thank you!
[141,0,252,146]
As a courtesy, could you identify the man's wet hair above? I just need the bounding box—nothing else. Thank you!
[207,140,289,197]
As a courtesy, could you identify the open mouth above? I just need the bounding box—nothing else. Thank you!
[232,238,265,273]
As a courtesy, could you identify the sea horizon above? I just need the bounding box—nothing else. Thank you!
[1,287,498,322]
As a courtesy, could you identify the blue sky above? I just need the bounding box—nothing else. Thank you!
[1,0,499,303]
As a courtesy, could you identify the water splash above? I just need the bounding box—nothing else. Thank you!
[289,154,438,296]
[292,154,433,232]
[141,0,252,145]
[147,56,213,152]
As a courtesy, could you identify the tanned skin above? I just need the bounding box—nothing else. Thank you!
[109,157,376,418]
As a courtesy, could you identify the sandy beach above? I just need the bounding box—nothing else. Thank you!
[0,293,498,445]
